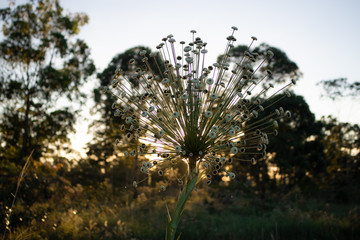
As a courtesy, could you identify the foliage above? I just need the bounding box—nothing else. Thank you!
[218,42,301,86]
[87,46,163,198]
[317,78,360,100]
[267,94,322,184]
[320,116,360,202]
[2,184,359,240]
[0,0,95,165]
[0,0,95,228]
[88,46,158,167]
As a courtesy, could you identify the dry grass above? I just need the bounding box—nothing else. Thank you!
[2,150,33,240]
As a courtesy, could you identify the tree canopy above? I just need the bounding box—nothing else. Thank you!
[217,42,301,86]
[317,78,360,100]
[0,0,95,165]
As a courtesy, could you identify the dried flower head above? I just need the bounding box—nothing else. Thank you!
[107,27,295,186]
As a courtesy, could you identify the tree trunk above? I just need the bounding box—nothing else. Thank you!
[21,91,31,164]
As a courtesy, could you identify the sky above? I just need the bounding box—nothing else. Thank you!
[2,0,360,157]
[59,0,360,121]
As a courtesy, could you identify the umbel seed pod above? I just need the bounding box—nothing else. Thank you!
[109,27,295,181]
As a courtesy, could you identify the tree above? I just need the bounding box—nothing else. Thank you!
[218,42,301,86]
[0,0,95,164]
[87,46,162,193]
[317,78,360,100]
[320,116,360,202]
[266,93,323,186]
[234,93,323,199]
[0,0,95,204]
[220,43,303,198]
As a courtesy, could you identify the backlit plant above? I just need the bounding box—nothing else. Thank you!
[105,27,295,239]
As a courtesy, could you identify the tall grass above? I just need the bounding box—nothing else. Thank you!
[3,182,359,239]
[2,150,33,240]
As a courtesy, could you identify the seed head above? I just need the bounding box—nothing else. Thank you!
[109,27,295,188]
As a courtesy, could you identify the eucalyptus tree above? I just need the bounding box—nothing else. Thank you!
[320,116,360,201]
[0,0,95,208]
[317,78,360,100]
[0,0,95,166]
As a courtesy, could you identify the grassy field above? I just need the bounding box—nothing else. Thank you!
[3,182,359,240]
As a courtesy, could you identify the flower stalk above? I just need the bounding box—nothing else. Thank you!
[166,164,201,240]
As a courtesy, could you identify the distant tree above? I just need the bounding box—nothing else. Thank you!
[317,78,360,100]
[321,117,360,177]
[87,46,162,193]
[235,93,324,198]
[0,0,95,204]
[319,116,360,202]
[218,42,301,87]
[267,93,323,186]
[68,158,103,186]
[220,43,303,197]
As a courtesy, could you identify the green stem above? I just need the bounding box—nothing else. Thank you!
[165,169,200,240]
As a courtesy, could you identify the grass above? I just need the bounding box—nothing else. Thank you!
[2,150,33,240]
[2,182,359,240]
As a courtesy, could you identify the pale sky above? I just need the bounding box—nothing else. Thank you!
[2,0,360,157]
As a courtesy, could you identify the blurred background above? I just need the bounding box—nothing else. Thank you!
[1,0,359,239]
